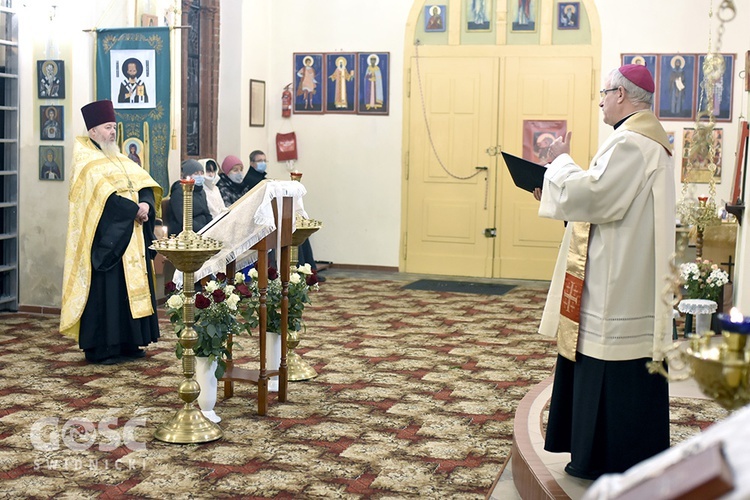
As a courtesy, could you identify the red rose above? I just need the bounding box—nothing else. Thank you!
[268,267,278,281]
[236,283,252,297]
[195,294,211,309]
[165,281,177,293]
[216,272,227,282]
[212,289,226,303]
[306,274,319,286]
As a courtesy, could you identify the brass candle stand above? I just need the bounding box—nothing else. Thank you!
[649,309,750,412]
[289,216,322,381]
[287,170,321,381]
[151,180,224,443]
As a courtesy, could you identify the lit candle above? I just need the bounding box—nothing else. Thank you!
[717,307,750,334]
[180,176,195,185]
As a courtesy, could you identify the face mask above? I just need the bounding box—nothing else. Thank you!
[204,174,216,186]
[192,175,205,187]
[229,172,244,184]
[255,161,267,173]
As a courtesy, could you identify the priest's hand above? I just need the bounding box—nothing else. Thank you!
[136,202,150,224]
[548,131,572,161]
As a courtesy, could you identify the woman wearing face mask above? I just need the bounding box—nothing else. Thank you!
[198,158,227,218]
[167,159,213,235]
[216,155,251,207]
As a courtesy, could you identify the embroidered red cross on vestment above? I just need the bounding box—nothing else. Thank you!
[561,272,583,323]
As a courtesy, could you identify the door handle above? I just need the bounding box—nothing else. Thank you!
[485,145,502,156]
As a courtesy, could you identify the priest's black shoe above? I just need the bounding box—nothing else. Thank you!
[96,356,124,365]
[122,348,146,359]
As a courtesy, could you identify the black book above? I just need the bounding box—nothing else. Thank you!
[501,151,547,193]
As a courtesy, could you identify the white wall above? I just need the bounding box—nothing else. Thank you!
[257,0,413,269]
[217,0,272,164]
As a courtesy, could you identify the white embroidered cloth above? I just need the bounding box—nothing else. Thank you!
[678,299,718,315]
[173,180,307,286]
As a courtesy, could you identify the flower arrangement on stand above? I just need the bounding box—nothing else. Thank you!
[248,264,318,333]
[165,272,257,379]
[245,263,320,386]
[679,258,729,303]
[246,263,319,334]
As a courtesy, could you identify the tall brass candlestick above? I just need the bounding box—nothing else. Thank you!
[288,172,320,381]
[152,179,224,443]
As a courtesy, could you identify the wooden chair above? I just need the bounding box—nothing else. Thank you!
[220,196,293,416]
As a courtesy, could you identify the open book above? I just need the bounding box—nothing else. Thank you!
[501,151,547,193]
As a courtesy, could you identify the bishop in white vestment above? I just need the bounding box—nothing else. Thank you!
[537,64,675,480]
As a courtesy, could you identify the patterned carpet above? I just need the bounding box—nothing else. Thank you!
[0,275,726,498]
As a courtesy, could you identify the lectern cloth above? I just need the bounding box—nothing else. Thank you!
[173,180,307,285]
[538,110,675,362]
[60,136,162,341]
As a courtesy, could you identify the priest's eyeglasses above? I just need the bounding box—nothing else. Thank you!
[599,87,619,99]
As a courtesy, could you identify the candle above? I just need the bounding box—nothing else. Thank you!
[717,307,750,334]
[180,176,195,184]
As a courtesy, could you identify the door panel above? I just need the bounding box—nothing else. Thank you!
[405,55,593,280]
[405,57,498,277]
[496,56,593,279]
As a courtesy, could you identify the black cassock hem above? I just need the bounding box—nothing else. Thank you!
[544,352,670,476]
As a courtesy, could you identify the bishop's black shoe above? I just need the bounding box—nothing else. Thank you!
[564,463,602,481]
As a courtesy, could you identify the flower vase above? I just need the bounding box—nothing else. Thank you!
[266,331,283,392]
[695,313,712,336]
[195,356,221,423]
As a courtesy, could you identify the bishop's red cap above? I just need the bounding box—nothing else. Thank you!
[81,99,116,130]
[619,64,655,93]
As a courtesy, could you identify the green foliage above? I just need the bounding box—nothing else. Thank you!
[165,273,257,379]
[248,264,318,335]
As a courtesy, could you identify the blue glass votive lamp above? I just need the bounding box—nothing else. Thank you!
[718,308,750,353]
[718,308,750,334]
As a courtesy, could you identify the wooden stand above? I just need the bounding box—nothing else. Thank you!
[219,197,293,416]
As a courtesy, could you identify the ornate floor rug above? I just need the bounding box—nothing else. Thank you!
[0,277,727,498]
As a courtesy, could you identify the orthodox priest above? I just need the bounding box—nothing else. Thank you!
[537,65,675,479]
[60,99,163,365]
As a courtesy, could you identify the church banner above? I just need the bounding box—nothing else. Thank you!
[96,27,171,190]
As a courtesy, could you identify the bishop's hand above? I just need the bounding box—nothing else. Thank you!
[548,131,572,162]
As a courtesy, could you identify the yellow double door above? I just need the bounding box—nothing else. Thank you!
[404,55,594,280]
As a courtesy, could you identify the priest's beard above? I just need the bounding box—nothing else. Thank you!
[89,127,120,157]
[99,139,120,158]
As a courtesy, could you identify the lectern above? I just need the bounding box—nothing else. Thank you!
[193,180,307,415]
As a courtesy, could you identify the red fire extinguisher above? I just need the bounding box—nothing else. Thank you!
[281,83,292,118]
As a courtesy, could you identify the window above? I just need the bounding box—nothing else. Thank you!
[181,0,219,160]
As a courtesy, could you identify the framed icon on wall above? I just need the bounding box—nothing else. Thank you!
[39,145,64,181]
[40,105,64,141]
